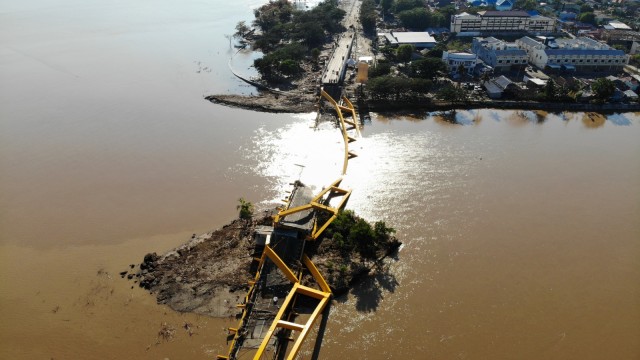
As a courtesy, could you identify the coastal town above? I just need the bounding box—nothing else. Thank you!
[210,0,640,112]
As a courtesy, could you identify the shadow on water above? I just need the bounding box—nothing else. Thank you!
[608,113,633,126]
[350,261,399,313]
[310,301,332,360]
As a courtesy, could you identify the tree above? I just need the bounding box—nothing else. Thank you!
[396,44,415,63]
[381,0,394,14]
[580,4,594,13]
[394,0,424,13]
[515,0,537,10]
[279,59,300,75]
[591,78,615,101]
[436,5,457,25]
[311,48,321,63]
[410,58,447,79]
[436,84,468,103]
[457,63,467,78]
[369,61,392,77]
[235,21,250,38]
[237,198,254,220]
[360,0,377,34]
[544,79,557,100]
[398,8,431,29]
[579,12,596,25]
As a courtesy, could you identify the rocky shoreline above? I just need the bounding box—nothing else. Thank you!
[205,93,317,114]
[121,211,401,318]
[206,91,640,115]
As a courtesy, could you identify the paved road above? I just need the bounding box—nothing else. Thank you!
[322,32,355,84]
[321,0,367,85]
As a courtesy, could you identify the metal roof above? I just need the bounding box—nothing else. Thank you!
[545,49,625,56]
[518,36,543,47]
[493,75,513,89]
[389,31,436,44]
[494,49,527,56]
[481,10,530,17]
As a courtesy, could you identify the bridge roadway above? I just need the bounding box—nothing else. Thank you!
[321,31,355,85]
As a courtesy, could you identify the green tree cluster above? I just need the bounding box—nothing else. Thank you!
[410,57,447,79]
[367,75,433,100]
[396,44,415,62]
[254,43,308,80]
[591,77,615,101]
[369,61,392,78]
[436,85,468,103]
[579,12,596,25]
[360,0,377,35]
[396,5,448,29]
[394,0,424,13]
[327,210,396,260]
[251,0,346,80]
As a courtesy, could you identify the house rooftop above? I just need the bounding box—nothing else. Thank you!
[384,31,436,45]
[479,10,530,17]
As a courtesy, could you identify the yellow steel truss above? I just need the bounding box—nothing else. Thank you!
[219,244,332,360]
[274,177,352,240]
[320,89,360,175]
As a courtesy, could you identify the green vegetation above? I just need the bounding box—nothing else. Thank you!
[367,75,433,100]
[250,0,345,81]
[544,79,557,100]
[360,0,377,35]
[591,78,616,102]
[391,0,449,29]
[396,44,415,62]
[254,43,307,80]
[237,198,254,220]
[394,0,423,13]
[579,12,596,25]
[436,85,468,103]
[381,0,394,14]
[368,60,392,78]
[410,57,447,79]
[325,210,396,260]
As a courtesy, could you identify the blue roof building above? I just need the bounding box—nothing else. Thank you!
[516,36,628,72]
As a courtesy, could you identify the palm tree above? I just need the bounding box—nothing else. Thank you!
[237,198,254,220]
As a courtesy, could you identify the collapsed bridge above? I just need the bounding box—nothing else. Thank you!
[217,90,361,360]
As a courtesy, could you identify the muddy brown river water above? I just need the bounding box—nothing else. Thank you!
[1,1,639,359]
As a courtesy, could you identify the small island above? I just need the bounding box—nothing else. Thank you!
[123,205,401,318]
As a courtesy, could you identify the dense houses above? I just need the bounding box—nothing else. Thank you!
[368,0,640,103]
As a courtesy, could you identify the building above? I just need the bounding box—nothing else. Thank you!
[483,75,516,98]
[516,36,628,72]
[472,37,528,71]
[495,0,514,11]
[559,11,577,21]
[382,31,437,49]
[450,10,556,36]
[442,51,478,76]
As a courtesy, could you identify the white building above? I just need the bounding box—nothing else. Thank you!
[442,51,478,76]
[516,36,628,72]
[450,10,555,36]
[382,31,437,49]
[472,37,528,71]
